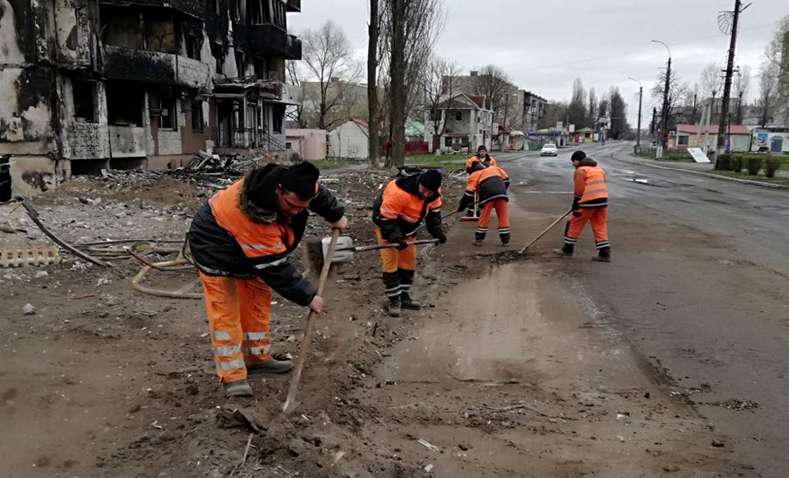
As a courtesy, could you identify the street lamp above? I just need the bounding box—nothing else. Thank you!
[628,77,643,155]
[652,40,672,156]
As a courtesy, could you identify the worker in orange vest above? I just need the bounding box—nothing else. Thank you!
[464,145,497,174]
[556,151,610,262]
[188,162,347,397]
[457,162,511,246]
[372,170,446,317]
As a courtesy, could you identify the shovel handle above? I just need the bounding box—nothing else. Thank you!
[351,239,438,252]
[283,228,340,414]
[518,209,574,255]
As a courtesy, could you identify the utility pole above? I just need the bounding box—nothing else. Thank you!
[714,0,750,168]
[652,40,672,157]
[628,77,643,155]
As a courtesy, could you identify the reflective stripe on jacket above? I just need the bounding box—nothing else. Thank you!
[372,174,442,243]
[574,164,608,207]
[188,164,344,305]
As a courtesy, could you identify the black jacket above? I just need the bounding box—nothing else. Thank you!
[372,174,443,243]
[189,164,344,306]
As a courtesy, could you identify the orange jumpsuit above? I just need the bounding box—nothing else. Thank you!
[461,165,510,243]
[564,162,609,252]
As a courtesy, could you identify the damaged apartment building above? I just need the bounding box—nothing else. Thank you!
[0,0,301,198]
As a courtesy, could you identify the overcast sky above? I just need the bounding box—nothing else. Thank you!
[290,1,787,126]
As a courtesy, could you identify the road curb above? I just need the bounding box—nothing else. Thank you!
[613,153,789,190]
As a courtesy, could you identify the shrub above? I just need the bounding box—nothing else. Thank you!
[765,156,780,178]
[746,155,762,175]
[730,155,743,172]
[716,154,731,171]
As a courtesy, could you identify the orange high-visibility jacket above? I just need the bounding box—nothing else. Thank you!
[372,174,443,243]
[464,155,497,173]
[574,160,608,207]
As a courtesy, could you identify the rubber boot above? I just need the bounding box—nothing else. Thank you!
[553,244,574,257]
[223,379,253,398]
[247,357,293,375]
[385,298,401,317]
[592,247,611,262]
[400,292,422,311]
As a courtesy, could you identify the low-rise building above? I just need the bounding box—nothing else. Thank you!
[673,124,752,152]
[424,93,494,153]
[1,0,302,198]
[286,129,327,161]
[328,119,369,160]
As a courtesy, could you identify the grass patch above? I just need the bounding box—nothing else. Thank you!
[712,170,789,186]
[404,153,468,170]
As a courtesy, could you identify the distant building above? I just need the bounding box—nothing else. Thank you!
[328,119,369,160]
[673,124,752,152]
[522,92,547,133]
[423,93,494,153]
[286,129,327,161]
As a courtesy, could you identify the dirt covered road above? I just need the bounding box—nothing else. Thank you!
[0,159,759,477]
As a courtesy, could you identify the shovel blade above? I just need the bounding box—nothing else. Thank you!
[323,235,354,264]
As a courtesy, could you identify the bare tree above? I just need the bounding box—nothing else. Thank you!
[567,78,586,128]
[539,101,567,130]
[757,57,780,127]
[471,65,511,121]
[422,56,459,153]
[380,0,444,167]
[609,87,629,139]
[735,65,752,124]
[588,88,597,129]
[651,68,688,131]
[367,0,380,166]
[699,62,722,100]
[765,14,789,125]
[285,60,306,128]
[301,21,361,130]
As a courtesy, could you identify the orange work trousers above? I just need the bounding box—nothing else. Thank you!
[375,228,416,300]
[476,199,510,241]
[564,206,609,250]
[198,272,272,384]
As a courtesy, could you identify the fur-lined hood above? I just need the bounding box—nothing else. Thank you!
[576,156,598,167]
[238,164,283,224]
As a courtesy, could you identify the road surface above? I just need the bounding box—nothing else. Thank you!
[497,142,789,477]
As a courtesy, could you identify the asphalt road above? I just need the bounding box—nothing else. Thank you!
[497,143,789,477]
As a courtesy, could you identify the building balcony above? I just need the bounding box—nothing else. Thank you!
[98,0,204,19]
[286,0,300,12]
[102,46,210,89]
[234,24,302,60]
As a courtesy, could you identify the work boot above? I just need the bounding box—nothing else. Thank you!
[472,240,483,247]
[247,357,293,375]
[592,247,611,263]
[223,379,253,398]
[400,292,421,311]
[385,298,401,318]
[553,244,574,257]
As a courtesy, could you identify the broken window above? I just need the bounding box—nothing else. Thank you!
[455,111,462,121]
[235,51,245,78]
[249,0,263,24]
[72,80,97,123]
[191,100,204,132]
[100,6,145,49]
[145,13,177,53]
[185,34,202,60]
[107,82,144,126]
[211,42,224,74]
[273,104,285,134]
[0,155,10,202]
[149,88,177,130]
[253,57,267,79]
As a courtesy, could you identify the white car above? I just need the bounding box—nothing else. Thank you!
[540,143,558,157]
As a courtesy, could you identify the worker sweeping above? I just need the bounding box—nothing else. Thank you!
[457,162,511,246]
[372,169,447,317]
[464,145,497,174]
[188,162,347,398]
[556,150,610,262]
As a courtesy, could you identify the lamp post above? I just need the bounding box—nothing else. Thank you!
[628,77,643,155]
[652,40,672,156]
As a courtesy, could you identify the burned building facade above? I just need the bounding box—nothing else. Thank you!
[0,0,301,198]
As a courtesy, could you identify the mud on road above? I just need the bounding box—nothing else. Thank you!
[0,167,749,477]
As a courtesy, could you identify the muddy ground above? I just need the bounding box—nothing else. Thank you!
[0,162,751,477]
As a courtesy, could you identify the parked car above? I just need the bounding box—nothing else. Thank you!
[540,143,558,157]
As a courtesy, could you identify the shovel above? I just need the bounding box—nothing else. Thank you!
[518,209,574,255]
[306,235,438,271]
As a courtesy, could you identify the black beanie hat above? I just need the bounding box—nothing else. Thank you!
[477,145,487,153]
[571,150,586,163]
[281,161,320,200]
[418,169,442,192]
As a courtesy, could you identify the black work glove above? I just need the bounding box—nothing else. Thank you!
[571,198,579,211]
[435,231,447,245]
[457,203,466,213]
[572,210,582,218]
[396,240,409,250]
